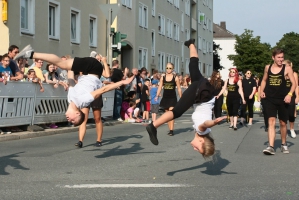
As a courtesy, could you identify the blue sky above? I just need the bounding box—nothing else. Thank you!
[213,0,299,47]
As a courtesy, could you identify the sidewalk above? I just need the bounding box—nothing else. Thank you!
[0,119,123,142]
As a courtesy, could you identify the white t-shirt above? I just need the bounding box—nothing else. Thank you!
[68,75,102,109]
[192,97,215,135]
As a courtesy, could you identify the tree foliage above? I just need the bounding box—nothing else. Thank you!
[213,42,224,71]
[275,32,299,72]
[228,29,272,77]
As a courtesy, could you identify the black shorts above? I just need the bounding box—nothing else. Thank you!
[263,98,289,123]
[72,57,103,77]
[89,95,103,109]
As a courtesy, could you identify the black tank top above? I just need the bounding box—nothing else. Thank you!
[162,75,177,99]
[264,64,287,99]
[227,79,240,98]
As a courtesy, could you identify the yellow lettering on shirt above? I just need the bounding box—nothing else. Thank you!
[164,83,174,90]
[269,75,282,86]
[227,84,236,92]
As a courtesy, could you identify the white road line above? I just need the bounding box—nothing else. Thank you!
[61,184,192,188]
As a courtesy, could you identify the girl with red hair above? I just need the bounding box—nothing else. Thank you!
[216,68,246,130]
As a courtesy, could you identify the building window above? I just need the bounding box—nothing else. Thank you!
[169,20,173,39]
[174,0,180,8]
[49,1,60,39]
[185,59,190,74]
[198,62,202,73]
[139,3,148,28]
[203,39,206,54]
[198,36,202,50]
[139,47,148,69]
[158,14,165,35]
[185,0,190,16]
[20,0,35,34]
[181,12,184,32]
[158,52,165,71]
[152,0,155,16]
[181,42,184,61]
[89,15,97,47]
[121,0,132,8]
[151,30,155,56]
[174,56,180,73]
[70,8,81,44]
[185,29,190,40]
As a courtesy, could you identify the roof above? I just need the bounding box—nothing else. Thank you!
[213,22,235,38]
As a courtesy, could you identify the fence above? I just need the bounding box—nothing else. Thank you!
[0,82,114,127]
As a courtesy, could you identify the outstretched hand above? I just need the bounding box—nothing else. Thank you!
[123,75,135,85]
[214,116,227,125]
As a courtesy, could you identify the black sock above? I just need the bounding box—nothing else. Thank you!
[30,51,34,59]
[281,143,286,146]
[270,146,274,149]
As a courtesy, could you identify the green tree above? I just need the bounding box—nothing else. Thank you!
[213,42,224,71]
[228,29,272,76]
[275,32,299,72]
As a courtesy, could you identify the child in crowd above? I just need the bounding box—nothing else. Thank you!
[121,91,141,120]
[124,101,142,123]
[150,79,160,122]
[141,79,150,122]
[0,54,13,85]
[27,69,44,92]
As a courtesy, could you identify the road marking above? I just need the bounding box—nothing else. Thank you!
[61,184,192,188]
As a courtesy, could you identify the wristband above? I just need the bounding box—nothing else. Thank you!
[288,92,293,96]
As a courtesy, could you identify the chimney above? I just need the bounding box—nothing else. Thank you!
[220,21,226,30]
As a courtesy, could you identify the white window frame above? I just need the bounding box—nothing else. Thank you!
[158,51,165,71]
[174,0,180,9]
[139,47,148,69]
[121,0,132,9]
[166,18,170,37]
[174,56,180,73]
[203,39,206,54]
[181,11,184,32]
[185,0,190,16]
[158,14,165,35]
[185,29,190,40]
[198,62,202,73]
[152,0,155,16]
[20,0,35,35]
[139,3,148,29]
[151,30,155,57]
[169,20,173,39]
[198,36,202,50]
[89,15,97,47]
[185,58,190,74]
[181,42,184,62]
[48,0,60,40]
[70,8,81,44]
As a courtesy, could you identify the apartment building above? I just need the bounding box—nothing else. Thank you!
[0,0,107,58]
[213,21,236,80]
[113,0,213,76]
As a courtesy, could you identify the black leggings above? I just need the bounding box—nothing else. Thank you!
[261,99,268,128]
[241,97,254,118]
[214,95,223,118]
[172,57,203,119]
[226,96,240,117]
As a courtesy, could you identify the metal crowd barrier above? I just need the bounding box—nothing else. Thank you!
[0,82,114,127]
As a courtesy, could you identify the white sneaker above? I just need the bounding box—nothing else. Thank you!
[14,44,34,60]
[290,129,296,138]
[0,129,3,135]
[281,145,289,154]
[117,118,123,122]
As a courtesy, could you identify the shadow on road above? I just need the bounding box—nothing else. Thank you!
[93,142,165,159]
[263,139,294,151]
[167,150,237,176]
[172,127,194,135]
[0,152,30,175]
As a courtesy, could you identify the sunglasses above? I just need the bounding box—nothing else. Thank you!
[246,72,252,74]
[166,67,173,70]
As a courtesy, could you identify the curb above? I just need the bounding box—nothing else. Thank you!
[0,121,123,143]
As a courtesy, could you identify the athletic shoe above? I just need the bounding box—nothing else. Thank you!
[75,141,83,148]
[290,129,296,138]
[14,44,34,60]
[281,145,289,154]
[263,146,275,155]
[117,118,123,122]
[229,125,233,129]
[234,127,237,131]
[247,123,252,125]
[184,39,195,47]
[167,130,174,136]
[146,122,159,145]
[94,141,103,147]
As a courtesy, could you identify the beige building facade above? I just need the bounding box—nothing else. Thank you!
[113,0,213,76]
[0,0,107,58]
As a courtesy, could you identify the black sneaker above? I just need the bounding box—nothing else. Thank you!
[234,127,237,131]
[94,141,103,147]
[75,141,83,148]
[184,39,195,47]
[167,130,174,136]
[146,122,159,145]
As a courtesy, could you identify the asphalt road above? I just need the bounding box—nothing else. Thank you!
[1,110,299,200]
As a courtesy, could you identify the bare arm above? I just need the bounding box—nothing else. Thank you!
[10,71,24,81]
[101,57,110,78]
[294,72,299,103]
[216,80,228,98]
[198,116,227,132]
[154,76,164,101]
[284,66,296,103]
[260,65,269,98]
[238,80,246,103]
